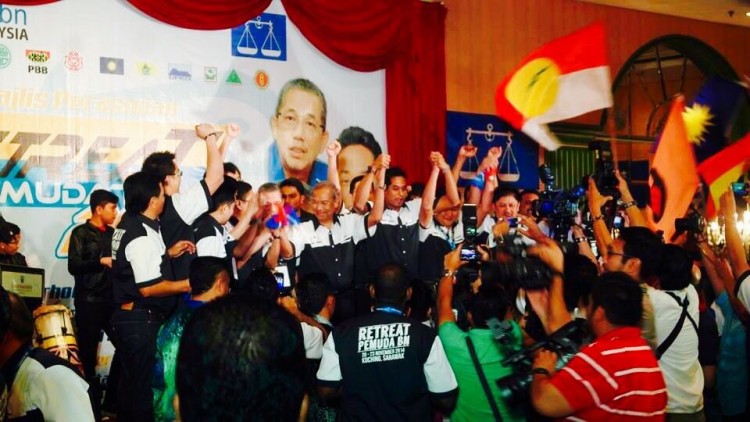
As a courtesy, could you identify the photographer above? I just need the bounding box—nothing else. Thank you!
[530,273,668,419]
[436,247,525,421]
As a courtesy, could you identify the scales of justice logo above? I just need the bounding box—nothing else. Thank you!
[232,13,286,61]
[460,124,521,183]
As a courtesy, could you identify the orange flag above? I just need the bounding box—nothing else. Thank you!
[649,95,699,241]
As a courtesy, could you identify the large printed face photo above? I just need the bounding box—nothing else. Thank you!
[271,86,329,179]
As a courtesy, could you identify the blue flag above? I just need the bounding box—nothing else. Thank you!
[685,76,746,164]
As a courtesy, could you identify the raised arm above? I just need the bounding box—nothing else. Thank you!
[195,123,225,194]
[218,123,240,161]
[353,154,383,214]
[615,170,648,227]
[476,147,501,224]
[420,153,441,228]
[228,191,258,242]
[326,140,342,193]
[586,177,613,259]
[437,248,464,326]
[720,189,750,277]
[441,153,460,207]
[367,154,389,227]
[451,144,477,182]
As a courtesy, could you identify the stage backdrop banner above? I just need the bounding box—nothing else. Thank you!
[0,0,386,305]
[446,111,540,190]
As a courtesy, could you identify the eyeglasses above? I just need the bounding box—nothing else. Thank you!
[276,112,324,135]
[173,169,183,177]
[607,250,631,259]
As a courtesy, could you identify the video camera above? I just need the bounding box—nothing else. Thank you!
[490,318,589,405]
[588,140,619,200]
[532,164,586,243]
[496,234,553,291]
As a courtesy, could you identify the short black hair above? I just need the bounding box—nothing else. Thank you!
[385,167,407,187]
[240,268,278,305]
[492,187,520,204]
[468,284,509,329]
[237,181,253,199]
[7,292,34,342]
[223,162,241,177]
[0,286,12,339]
[176,296,306,422]
[123,171,162,215]
[211,178,239,211]
[520,189,540,198]
[0,222,20,244]
[591,272,643,327]
[142,151,176,182]
[618,227,664,280]
[295,273,331,316]
[374,264,410,306]
[563,253,597,311]
[279,178,306,196]
[89,189,119,213]
[189,257,230,296]
[656,244,693,291]
[338,126,382,158]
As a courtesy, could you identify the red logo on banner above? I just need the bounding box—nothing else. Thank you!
[254,70,269,89]
[65,51,83,71]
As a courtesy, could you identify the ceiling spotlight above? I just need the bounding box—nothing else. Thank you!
[745,11,750,17]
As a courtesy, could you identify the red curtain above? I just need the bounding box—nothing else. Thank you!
[4,0,447,183]
[281,0,410,73]
[126,0,271,30]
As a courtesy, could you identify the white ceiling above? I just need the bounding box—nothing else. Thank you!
[577,0,750,28]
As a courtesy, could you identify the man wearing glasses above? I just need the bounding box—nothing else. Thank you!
[140,123,235,282]
[268,78,329,187]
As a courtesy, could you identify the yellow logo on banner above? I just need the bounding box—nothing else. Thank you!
[505,58,560,119]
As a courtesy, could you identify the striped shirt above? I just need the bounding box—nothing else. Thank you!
[550,327,667,421]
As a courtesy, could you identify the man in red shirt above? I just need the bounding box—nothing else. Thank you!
[531,272,668,421]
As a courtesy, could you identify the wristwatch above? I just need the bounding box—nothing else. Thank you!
[443,269,456,278]
[203,132,218,140]
[532,367,552,378]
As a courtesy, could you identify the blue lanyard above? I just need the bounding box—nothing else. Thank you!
[375,306,403,316]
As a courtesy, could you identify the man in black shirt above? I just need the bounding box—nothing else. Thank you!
[317,264,458,421]
[67,189,119,415]
[110,171,190,421]
[140,123,233,281]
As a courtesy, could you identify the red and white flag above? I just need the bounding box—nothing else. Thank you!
[495,23,613,150]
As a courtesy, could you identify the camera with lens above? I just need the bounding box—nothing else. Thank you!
[532,164,586,243]
[491,318,589,405]
[588,140,619,200]
[674,212,705,236]
[496,234,553,290]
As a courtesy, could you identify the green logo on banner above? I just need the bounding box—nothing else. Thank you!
[226,69,242,85]
[0,44,10,69]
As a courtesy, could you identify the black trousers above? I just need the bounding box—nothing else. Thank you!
[110,308,164,422]
[74,300,116,379]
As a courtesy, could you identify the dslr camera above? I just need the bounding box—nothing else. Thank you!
[496,234,553,290]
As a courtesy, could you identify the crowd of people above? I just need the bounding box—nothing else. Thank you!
[0,77,748,422]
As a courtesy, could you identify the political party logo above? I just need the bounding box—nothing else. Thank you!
[99,57,124,75]
[64,51,82,71]
[26,49,48,74]
[204,66,217,83]
[231,13,286,62]
[0,44,10,69]
[254,70,269,89]
[26,49,48,63]
[136,62,155,76]
[0,4,28,41]
[168,63,191,81]
[226,69,242,85]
